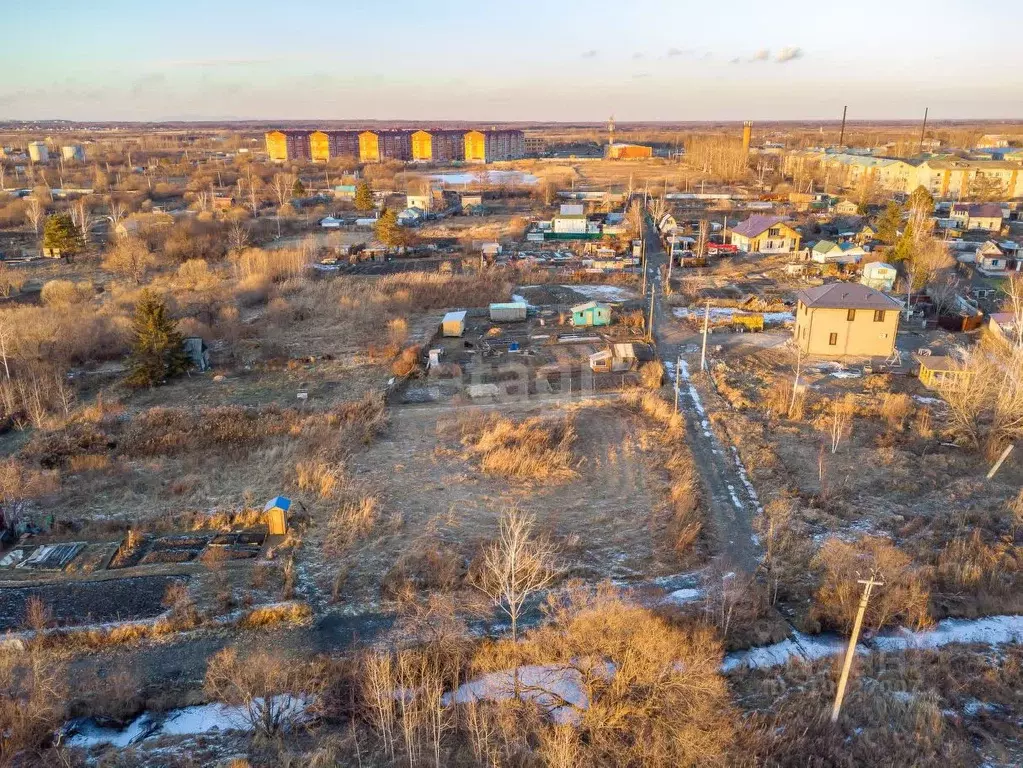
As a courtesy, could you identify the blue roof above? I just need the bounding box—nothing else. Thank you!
[264,496,291,512]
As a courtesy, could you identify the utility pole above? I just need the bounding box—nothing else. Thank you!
[641,237,648,298]
[788,345,803,417]
[831,573,884,723]
[987,444,1015,480]
[673,353,681,414]
[646,289,656,343]
[699,300,710,372]
[919,107,929,154]
[666,237,674,293]
[838,105,847,147]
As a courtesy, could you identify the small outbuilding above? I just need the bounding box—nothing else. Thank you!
[916,355,976,393]
[182,337,211,371]
[489,302,528,322]
[571,301,612,327]
[861,261,897,292]
[442,310,467,337]
[264,496,291,536]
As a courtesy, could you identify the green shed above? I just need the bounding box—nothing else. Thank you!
[571,301,612,327]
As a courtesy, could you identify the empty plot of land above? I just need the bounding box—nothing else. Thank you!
[325,400,685,604]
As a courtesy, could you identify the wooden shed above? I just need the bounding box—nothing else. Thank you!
[442,310,467,337]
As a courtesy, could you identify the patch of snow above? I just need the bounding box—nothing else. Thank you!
[731,446,763,515]
[963,699,1001,717]
[723,615,1023,674]
[675,359,706,417]
[664,588,703,605]
[726,484,743,511]
[511,293,533,306]
[872,615,1023,652]
[562,284,637,302]
[443,664,610,725]
[830,370,862,379]
[65,696,312,749]
[67,716,157,748]
[672,307,794,325]
[913,395,945,406]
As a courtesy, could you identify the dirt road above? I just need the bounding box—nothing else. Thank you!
[642,214,763,573]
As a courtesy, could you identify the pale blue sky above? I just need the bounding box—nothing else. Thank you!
[2,0,1020,121]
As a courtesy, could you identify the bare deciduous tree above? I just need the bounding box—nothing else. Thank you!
[942,344,1023,457]
[1001,272,1023,348]
[227,219,250,252]
[472,510,559,647]
[270,172,296,211]
[69,198,96,248]
[825,394,856,453]
[24,196,45,236]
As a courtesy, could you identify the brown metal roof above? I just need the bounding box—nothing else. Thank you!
[797,282,902,310]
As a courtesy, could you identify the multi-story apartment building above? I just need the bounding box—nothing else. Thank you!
[266,128,524,163]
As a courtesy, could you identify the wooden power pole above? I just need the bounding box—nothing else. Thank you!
[831,573,884,723]
[646,289,656,343]
[699,300,710,372]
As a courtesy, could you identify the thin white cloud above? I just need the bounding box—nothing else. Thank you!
[752,49,770,62]
[632,52,644,60]
[667,47,690,57]
[159,57,277,69]
[776,47,803,63]
[581,49,598,59]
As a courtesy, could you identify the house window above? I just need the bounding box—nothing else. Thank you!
[847,309,856,321]
[873,310,885,322]
[768,227,781,237]
[829,333,838,346]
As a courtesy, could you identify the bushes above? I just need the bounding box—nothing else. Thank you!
[811,535,930,633]
[0,650,67,763]
[934,531,1023,616]
[234,273,271,307]
[233,247,309,282]
[460,414,577,481]
[391,345,421,378]
[205,646,324,738]
[880,392,914,432]
[470,589,736,767]
[639,360,665,389]
[40,279,93,308]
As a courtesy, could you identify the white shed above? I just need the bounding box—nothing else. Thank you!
[489,302,528,322]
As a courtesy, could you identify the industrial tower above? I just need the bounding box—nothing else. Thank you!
[742,121,753,154]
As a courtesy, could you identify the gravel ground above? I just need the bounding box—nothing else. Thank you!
[0,575,185,631]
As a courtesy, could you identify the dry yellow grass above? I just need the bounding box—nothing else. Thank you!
[460,414,577,481]
[325,494,379,556]
[236,601,313,629]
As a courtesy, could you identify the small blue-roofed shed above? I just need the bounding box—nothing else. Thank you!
[264,496,291,535]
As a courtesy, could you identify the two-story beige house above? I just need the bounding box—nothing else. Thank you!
[794,283,902,358]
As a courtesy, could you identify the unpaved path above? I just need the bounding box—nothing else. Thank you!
[642,214,762,573]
